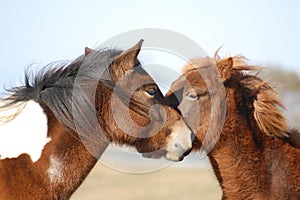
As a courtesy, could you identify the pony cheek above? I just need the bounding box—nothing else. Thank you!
[179,113,197,134]
[134,137,163,154]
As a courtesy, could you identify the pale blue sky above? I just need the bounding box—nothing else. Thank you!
[1,0,300,90]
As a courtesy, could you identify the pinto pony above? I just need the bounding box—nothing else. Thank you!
[167,55,300,199]
[0,40,192,199]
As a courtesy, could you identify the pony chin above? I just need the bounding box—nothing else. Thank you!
[0,100,49,162]
[142,149,166,159]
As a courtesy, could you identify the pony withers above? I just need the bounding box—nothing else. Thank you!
[0,40,192,199]
[166,54,300,199]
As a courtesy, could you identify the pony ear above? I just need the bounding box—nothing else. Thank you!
[85,47,93,55]
[111,39,143,80]
[84,47,99,57]
[216,57,234,82]
[167,75,186,97]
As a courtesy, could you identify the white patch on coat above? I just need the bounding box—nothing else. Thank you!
[47,155,63,184]
[0,100,50,162]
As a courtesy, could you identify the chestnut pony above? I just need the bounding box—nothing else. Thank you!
[0,40,192,199]
[167,55,300,199]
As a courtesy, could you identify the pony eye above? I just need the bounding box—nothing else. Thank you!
[186,92,198,100]
[145,88,156,97]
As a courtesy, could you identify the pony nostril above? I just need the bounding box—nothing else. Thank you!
[174,143,184,151]
[174,143,188,151]
[173,143,192,158]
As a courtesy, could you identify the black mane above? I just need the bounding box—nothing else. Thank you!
[1,49,124,131]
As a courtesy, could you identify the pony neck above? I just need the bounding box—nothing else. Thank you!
[208,86,269,199]
[18,105,108,199]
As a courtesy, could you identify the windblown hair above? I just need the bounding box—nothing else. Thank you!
[226,55,288,137]
[0,49,123,130]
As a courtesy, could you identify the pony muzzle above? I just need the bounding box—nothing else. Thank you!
[159,120,193,161]
[164,120,193,161]
[142,120,193,161]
